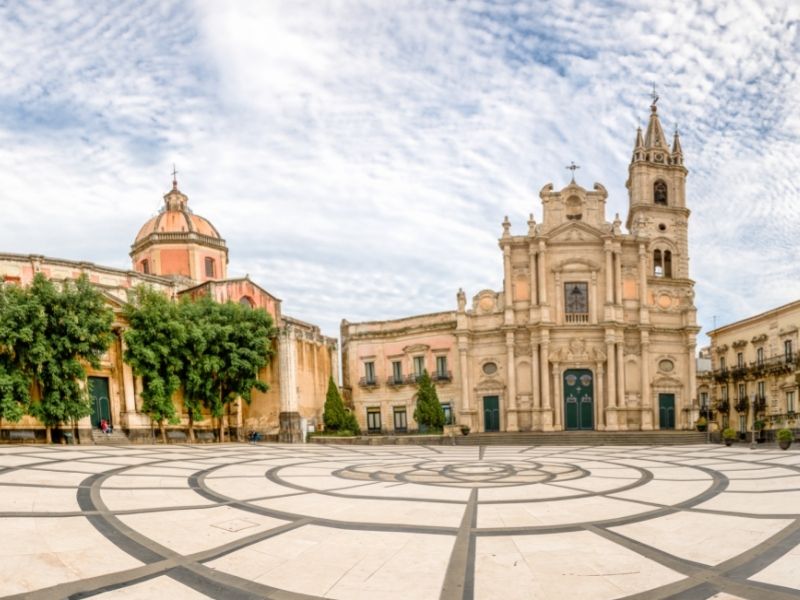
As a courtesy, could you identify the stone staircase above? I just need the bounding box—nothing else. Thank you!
[91,428,130,445]
[454,430,708,446]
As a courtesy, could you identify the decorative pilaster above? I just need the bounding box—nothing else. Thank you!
[552,364,562,430]
[616,341,626,429]
[506,332,518,432]
[605,335,618,430]
[614,249,623,305]
[638,243,649,324]
[531,334,540,411]
[604,244,614,304]
[641,332,653,430]
[540,332,553,431]
[590,272,598,324]
[458,338,471,425]
[503,245,513,324]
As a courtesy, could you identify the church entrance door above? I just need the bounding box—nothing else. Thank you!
[564,369,593,430]
[89,376,111,428]
[659,394,675,429]
[483,396,500,432]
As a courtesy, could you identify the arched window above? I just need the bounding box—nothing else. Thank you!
[204,257,215,278]
[663,250,672,278]
[239,296,254,308]
[140,259,150,275]
[653,249,663,277]
[654,181,668,205]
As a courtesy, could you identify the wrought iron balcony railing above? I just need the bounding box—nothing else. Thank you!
[386,375,406,386]
[358,377,379,388]
[432,370,453,382]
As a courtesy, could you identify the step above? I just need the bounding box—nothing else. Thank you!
[455,431,708,446]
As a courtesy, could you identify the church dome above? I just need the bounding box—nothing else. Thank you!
[130,175,228,283]
[133,183,222,244]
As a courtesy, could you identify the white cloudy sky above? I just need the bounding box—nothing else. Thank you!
[1,0,799,345]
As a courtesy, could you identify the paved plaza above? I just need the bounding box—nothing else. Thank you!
[0,444,799,599]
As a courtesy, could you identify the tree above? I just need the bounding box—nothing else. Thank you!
[323,377,360,435]
[123,287,186,443]
[0,283,42,426]
[180,296,275,443]
[25,274,114,442]
[413,370,445,431]
[323,376,347,431]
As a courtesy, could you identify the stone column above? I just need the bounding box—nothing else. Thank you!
[531,335,540,411]
[606,335,618,430]
[538,241,547,305]
[604,244,614,304]
[554,272,562,324]
[590,271,598,324]
[278,325,302,443]
[506,332,518,432]
[687,340,697,431]
[458,338,471,426]
[638,243,649,324]
[596,364,605,430]
[503,246,513,324]
[540,332,552,431]
[529,248,538,308]
[614,249,623,305]
[641,332,653,430]
[552,364,562,430]
[616,341,626,429]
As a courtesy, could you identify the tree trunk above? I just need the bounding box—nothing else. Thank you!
[218,415,225,444]
[188,413,195,443]
[159,419,166,444]
[46,425,52,444]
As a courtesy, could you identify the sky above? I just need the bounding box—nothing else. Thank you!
[1,0,799,345]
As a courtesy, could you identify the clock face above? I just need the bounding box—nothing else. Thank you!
[565,282,588,313]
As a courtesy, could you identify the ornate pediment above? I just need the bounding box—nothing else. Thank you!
[548,221,605,245]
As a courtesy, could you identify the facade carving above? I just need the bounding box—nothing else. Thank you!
[342,101,699,432]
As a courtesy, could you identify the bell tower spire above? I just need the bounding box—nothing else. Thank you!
[625,96,689,277]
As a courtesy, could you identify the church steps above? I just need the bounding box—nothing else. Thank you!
[454,431,707,446]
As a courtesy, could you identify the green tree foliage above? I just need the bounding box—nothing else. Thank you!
[0,283,43,424]
[322,376,360,435]
[413,370,445,431]
[123,287,186,443]
[24,274,114,442]
[179,295,275,443]
[323,376,346,430]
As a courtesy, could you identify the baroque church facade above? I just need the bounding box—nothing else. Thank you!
[342,101,700,433]
[0,175,337,443]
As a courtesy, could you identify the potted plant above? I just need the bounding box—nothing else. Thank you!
[777,428,794,450]
[722,428,736,446]
[695,417,708,432]
[754,419,766,443]
[460,425,471,436]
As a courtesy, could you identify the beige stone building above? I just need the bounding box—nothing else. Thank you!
[342,101,700,433]
[0,176,336,443]
[705,301,800,437]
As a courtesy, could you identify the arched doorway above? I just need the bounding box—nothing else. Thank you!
[564,369,594,430]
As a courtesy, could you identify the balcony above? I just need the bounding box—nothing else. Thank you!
[358,377,379,389]
[753,396,767,413]
[731,366,748,381]
[715,400,730,413]
[386,375,406,387]
[763,354,795,375]
[432,370,453,383]
[734,398,749,413]
[405,373,423,385]
[565,312,589,324]
[712,368,729,383]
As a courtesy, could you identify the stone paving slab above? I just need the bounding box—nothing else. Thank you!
[0,444,798,599]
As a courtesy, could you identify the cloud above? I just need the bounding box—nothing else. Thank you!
[0,0,799,348]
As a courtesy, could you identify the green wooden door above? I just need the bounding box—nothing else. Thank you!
[483,396,500,432]
[89,376,111,428]
[564,369,594,430]
[659,394,675,429]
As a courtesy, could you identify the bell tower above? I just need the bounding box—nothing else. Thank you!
[625,96,689,280]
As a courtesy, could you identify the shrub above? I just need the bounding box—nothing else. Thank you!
[722,428,736,441]
[776,428,794,443]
